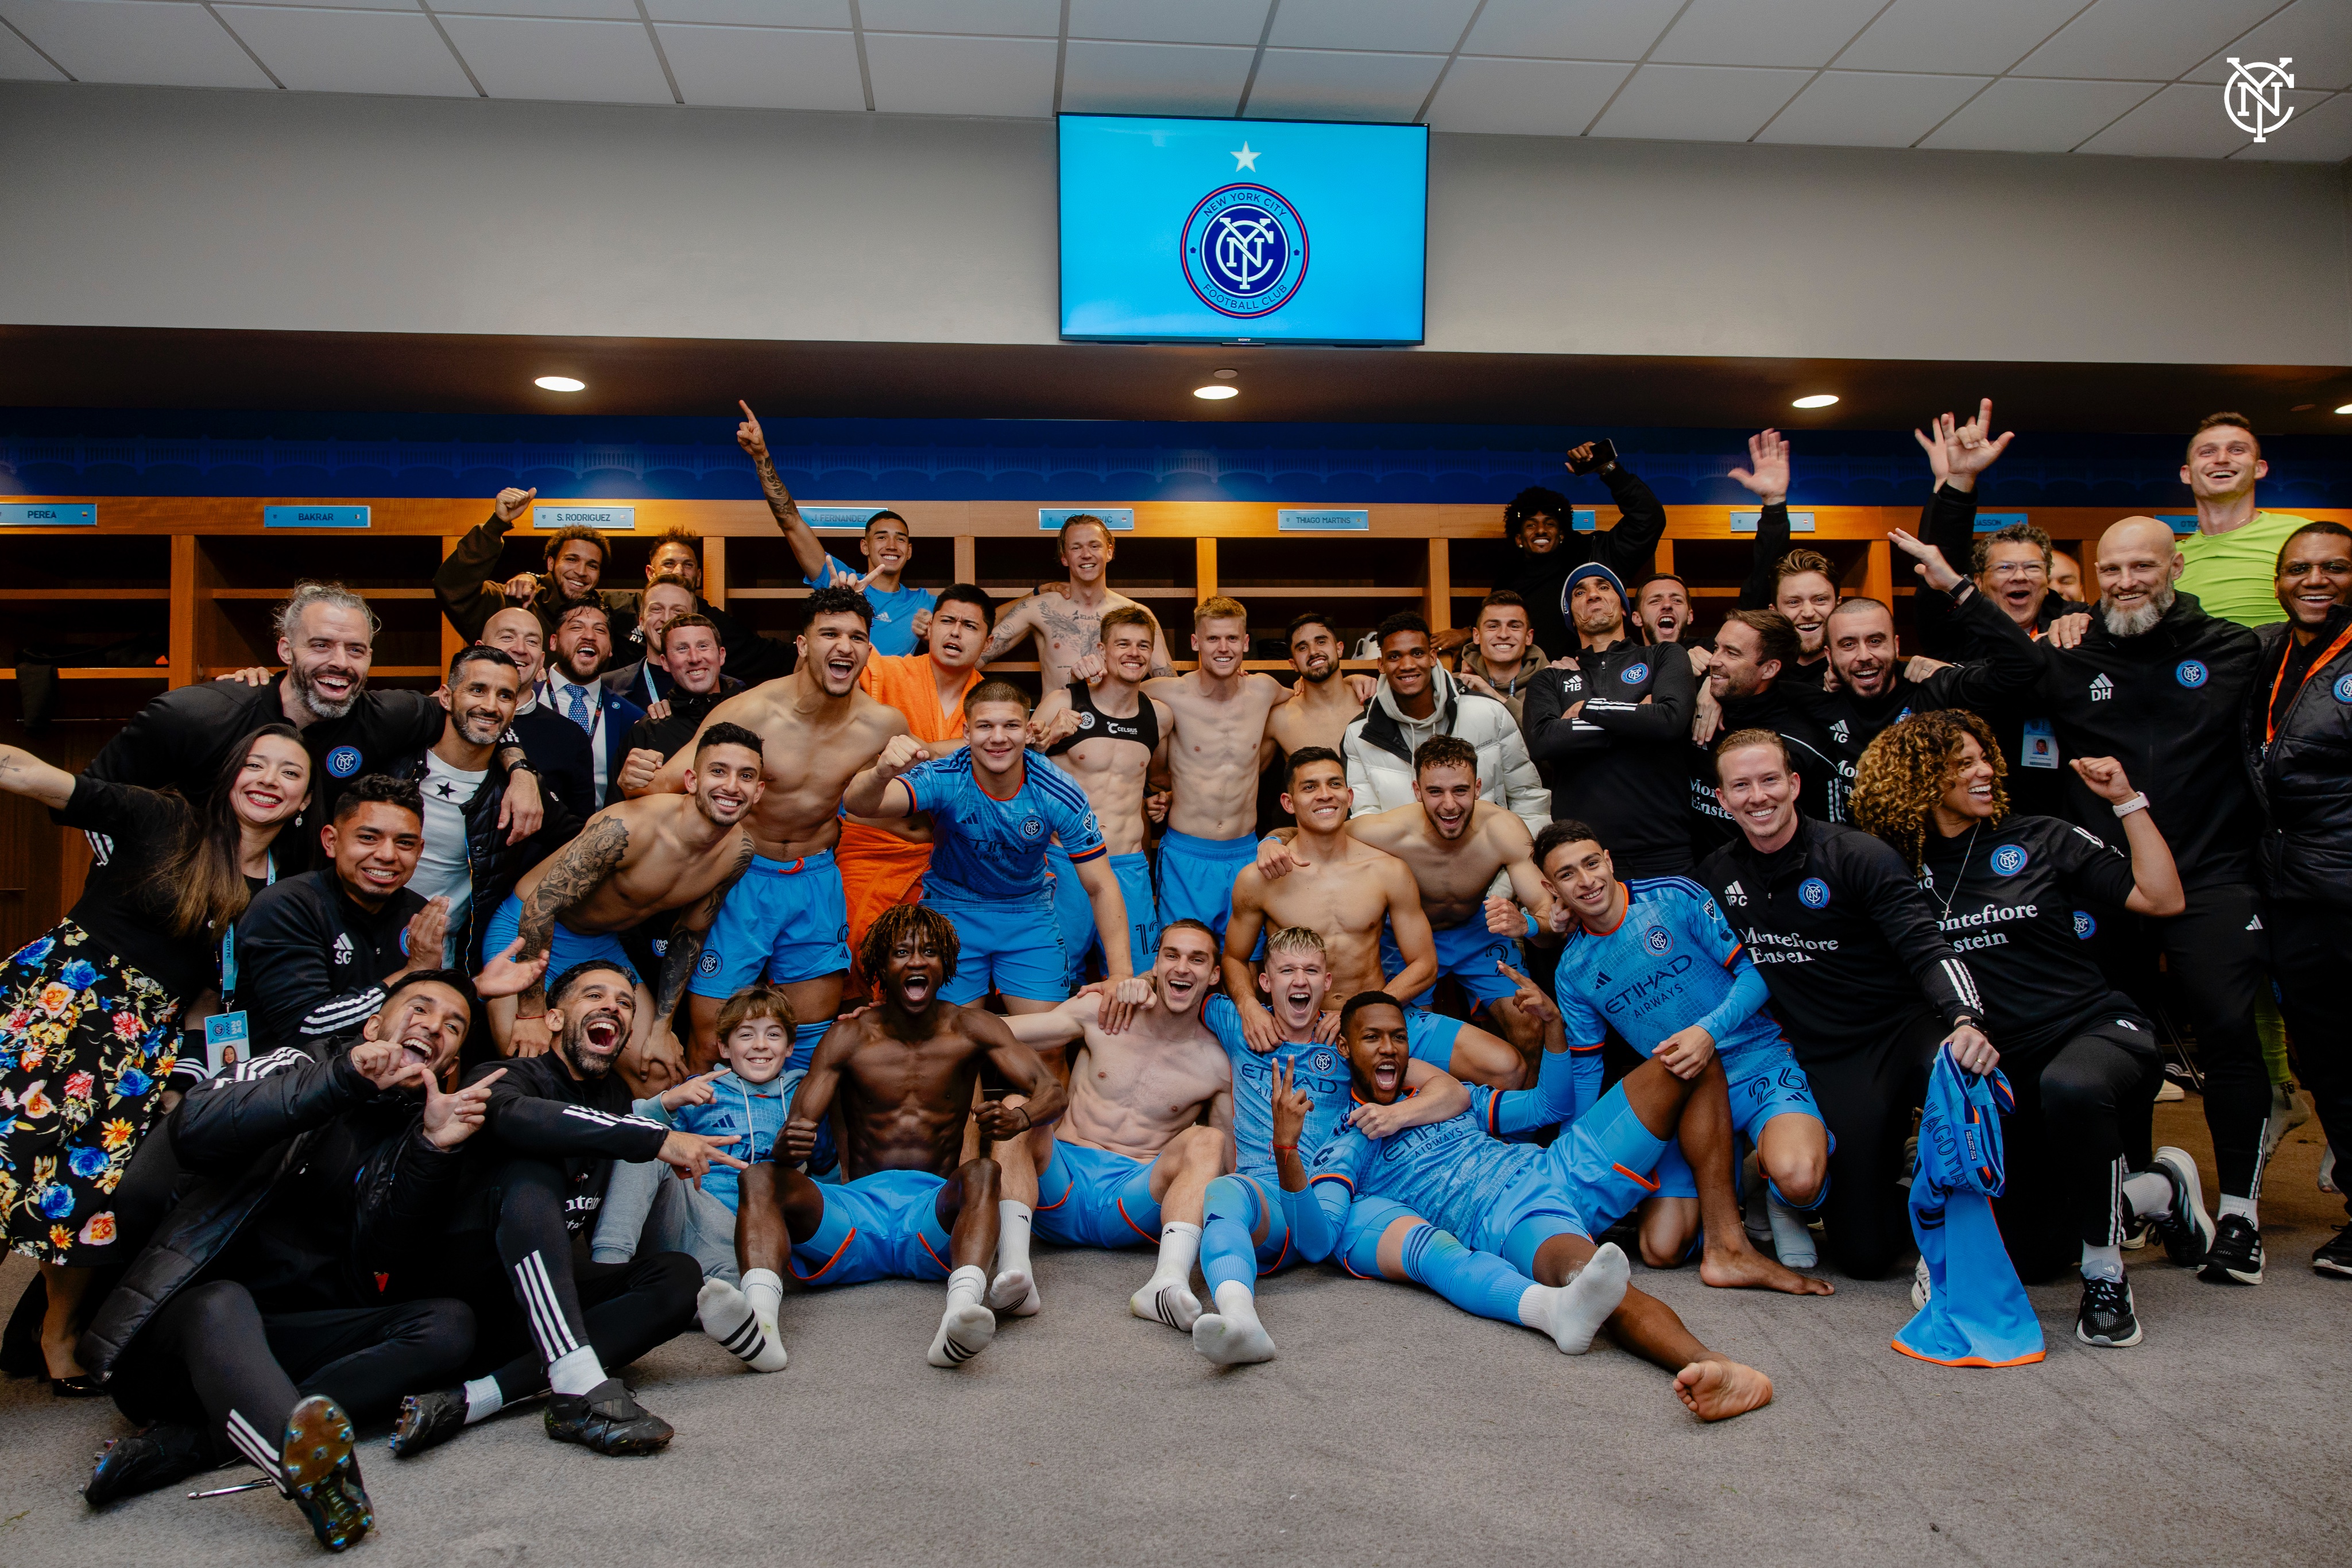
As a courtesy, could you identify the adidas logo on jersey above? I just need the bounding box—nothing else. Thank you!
[2089,673,2114,702]
[1723,881,1748,906]
[331,932,355,966]
[2246,914,2264,931]
[1829,720,1850,743]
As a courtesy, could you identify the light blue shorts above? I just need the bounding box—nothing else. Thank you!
[1382,918,1523,1008]
[1154,828,1260,944]
[1650,1042,1824,1200]
[1210,1167,1306,1276]
[688,850,850,1000]
[1481,1082,1671,1275]
[479,893,639,984]
[929,889,1067,1006]
[1034,1140,1162,1249]
[1049,846,1158,990]
[788,1169,954,1287]
[1405,1007,1465,1074]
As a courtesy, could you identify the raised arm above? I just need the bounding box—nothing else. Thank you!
[434,486,536,641]
[976,596,1039,667]
[1729,428,1793,612]
[1591,448,1668,584]
[999,997,1095,1053]
[2069,757,2186,917]
[736,400,836,587]
[840,734,929,819]
[0,745,76,810]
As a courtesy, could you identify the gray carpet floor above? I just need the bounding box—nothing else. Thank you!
[1,1097,2343,1568]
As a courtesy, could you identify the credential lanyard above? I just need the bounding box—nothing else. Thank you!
[2264,624,2352,749]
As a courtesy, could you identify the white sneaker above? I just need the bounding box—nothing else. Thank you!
[1910,1256,1931,1311]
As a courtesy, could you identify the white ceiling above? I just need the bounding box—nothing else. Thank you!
[1,0,2346,161]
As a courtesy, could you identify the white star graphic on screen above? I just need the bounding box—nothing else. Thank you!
[1231,142,1259,172]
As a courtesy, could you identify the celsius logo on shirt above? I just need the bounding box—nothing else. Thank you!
[326,746,363,778]
[1644,925,1672,955]
[2072,910,2097,940]
[1990,844,2029,877]
[1622,663,1649,685]
[2335,673,2352,703]
[1798,878,1831,909]
[2175,659,2208,689]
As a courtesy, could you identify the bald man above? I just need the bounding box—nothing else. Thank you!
[2032,516,2267,1286]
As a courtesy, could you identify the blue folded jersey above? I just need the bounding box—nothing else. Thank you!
[1894,1048,2042,1369]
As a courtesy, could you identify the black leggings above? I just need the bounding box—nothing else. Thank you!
[2271,899,2352,1218]
[1991,1015,2164,1283]
[440,1154,699,1401]
[113,1284,473,1469]
[1797,1010,1944,1280]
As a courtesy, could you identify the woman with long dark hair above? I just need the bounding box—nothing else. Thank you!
[0,722,311,1390]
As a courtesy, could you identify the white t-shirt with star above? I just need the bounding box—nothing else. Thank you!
[415,752,488,965]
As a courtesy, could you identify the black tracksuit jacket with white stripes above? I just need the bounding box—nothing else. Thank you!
[1696,815,1985,1060]
[229,868,426,1051]
[461,1054,668,1239]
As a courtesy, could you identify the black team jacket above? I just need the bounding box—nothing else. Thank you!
[1494,463,1668,661]
[1523,635,1697,876]
[229,869,426,1051]
[455,1054,668,1240]
[2247,605,2352,911]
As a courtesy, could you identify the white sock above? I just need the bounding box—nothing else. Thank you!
[698,1277,788,1373]
[2218,1193,2259,1225]
[1520,1242,1630,1354]
[2123,1170,2173,1218]
[1131,1221,1203,1331]
[1765,1191,1819,1269]
[2081,1243,2124,1281]
[929,1266,996,1368]
[1192,1280,1276,1365]
[947,1264,986,1309]
[743,1267,784,1325]
[546,1345,608,1399]
[989,1201,1039,1315]
[462,1376,503,1426]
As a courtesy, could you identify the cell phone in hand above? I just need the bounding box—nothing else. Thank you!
[1563,438,1619,476]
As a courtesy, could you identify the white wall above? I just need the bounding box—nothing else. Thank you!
[3,81,2346,365]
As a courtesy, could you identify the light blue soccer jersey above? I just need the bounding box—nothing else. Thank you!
[1553,876,1780,1063]
[1306,1084,1541,1237]
[902,749,1107,903]
[805,555,936,659]
[1203,994,1356,1179]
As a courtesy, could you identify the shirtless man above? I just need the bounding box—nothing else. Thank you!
[486,723,765,1094]
[1224,746,1524,1089]
[979,514,1175,691]
[722,904,1069,1367]
[1254,734,1557,1064]
[1266,611,1373,759]
[1034,605,1174,989]
[990,921,1230,1325]
[639,586,910,1073]
[1144,597,1295,941]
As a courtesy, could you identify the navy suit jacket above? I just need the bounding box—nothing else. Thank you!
[541,677,645,807]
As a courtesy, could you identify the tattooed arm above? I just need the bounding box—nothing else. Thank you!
[1142,606,1178,679]
[508,812,631,1055]
[977,595,1037,667]
[736,399,834,586]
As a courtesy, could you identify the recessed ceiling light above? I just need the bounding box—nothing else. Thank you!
[1790,393,1839,409]
[2336,402,2352,415]
[1194,385,1239,400]
[535,375,586,393]
[1212,368,1239,380]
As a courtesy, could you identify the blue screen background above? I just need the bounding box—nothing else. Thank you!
[1059,115,1427,345]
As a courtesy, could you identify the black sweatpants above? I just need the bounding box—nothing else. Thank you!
[2270,899,2352,1219]
[2089,882,2271,1201]
[1991,1015,2164,1283]
[440,1154,698,1401]
[113,1283,473,1473]
[1794,1009,1944,1280]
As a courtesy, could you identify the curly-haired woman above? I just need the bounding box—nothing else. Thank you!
[1851,709,2204,1349]
[0,723,311,1390]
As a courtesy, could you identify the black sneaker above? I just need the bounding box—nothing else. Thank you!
[278,1396,373,1552]
[83,1423,214,1508]
[2146,1147,2215,1268]
[2075,1274,2142,1348]
[544,1379,672,1456]
[389,1387,468,1458]
[2314,1224,2352,1279]
[2199,1214,2265,1286]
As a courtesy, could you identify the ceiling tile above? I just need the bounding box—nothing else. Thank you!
[1267,0,1480,56]
[1587,62,1813,142]
[434,13,674,102]
[215,0,428,10]
[2080,79,2336,158]
[858,0,1058,37]
[1756,69,1990,148]
[656,23,864,110]
[4,0,275,87]
[1425,55,1631,135]
[1066,0,1268,47]
[215,5,477,96]
[863,30,1056,115]
[1244,45,1444,122]
[1838,0,2087,78]
[2184,1,2352,92]
[1650,0,1890,69]
[0,21,68,76]
[1919,75,2157,152]
[435,0,640,17]
[1059,39,1253,115]
[1459,0,1684,63]
[2017,0,2280,82]
[647,0,849,24]
[2232,87,2352,161]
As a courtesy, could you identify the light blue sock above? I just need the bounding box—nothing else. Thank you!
[1401,1224,1531,1324]
[1201,1176,1260,1295]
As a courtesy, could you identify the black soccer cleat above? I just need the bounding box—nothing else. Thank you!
[2199,1214,2265,1286]
[83,1423,213,1508]
[2146,1147,2215,1268]
[2313,1223,2352,1279]
[280,1395,374,1552]
[2074,1274,2142,1348]
[388,1387,468,1458]
[544,1379,672,1456]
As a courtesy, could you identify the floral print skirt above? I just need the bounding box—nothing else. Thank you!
[0,923,180,1265]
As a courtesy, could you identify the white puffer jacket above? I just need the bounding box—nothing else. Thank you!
[1340,667,1551,834]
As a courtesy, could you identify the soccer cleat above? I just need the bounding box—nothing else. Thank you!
[2075,1274,2142,1348]
[2312,1223,2352,1279]
[83,1423,213,1508]
[2198,1214,2264,1286]
[280,1396,373,1552]
[388,1388,467,1458]
[2146,1147,2214,1268]
[545,1379,673,1455]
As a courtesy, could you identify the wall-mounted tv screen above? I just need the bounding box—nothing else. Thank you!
[1058,114,1428,346]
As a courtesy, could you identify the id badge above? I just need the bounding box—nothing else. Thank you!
[2019,717,2060,769]
[204,1011,250,1076]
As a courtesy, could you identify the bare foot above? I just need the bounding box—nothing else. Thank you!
[1674,1358,1773,1422]
[1700,1241,1835,1296]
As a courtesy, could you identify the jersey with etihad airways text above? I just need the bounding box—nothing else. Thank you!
[1552,877,1784,1063]
[1306,1084,1539,1239]
[901,748,1105,903]
[1203,994,1355,1180]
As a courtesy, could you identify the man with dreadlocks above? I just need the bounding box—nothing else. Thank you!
[1850,710,2210,1348]
[716,904,1067,1369]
